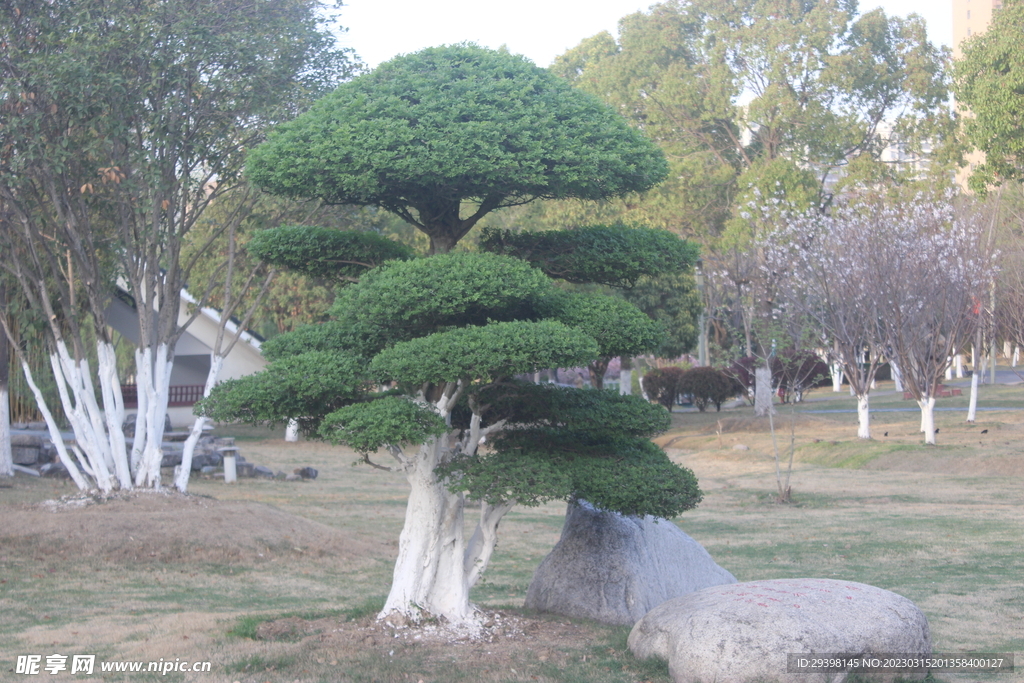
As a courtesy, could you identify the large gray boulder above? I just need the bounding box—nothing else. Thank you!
[524,501,736,626]
[629,578,931,683]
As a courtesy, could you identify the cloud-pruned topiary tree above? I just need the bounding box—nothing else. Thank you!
[200,44,699,626]
[246,44,669,254]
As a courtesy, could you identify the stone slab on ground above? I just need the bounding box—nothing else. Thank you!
[524,501,736,626]
[11,434,44,465]
[629,578,931,683]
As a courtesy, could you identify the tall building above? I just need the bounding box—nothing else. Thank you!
[952,0,1001,59]
[953,0,1003,187]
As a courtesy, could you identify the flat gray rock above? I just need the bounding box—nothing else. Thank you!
[629,578,931,683]
[524,501,736,626]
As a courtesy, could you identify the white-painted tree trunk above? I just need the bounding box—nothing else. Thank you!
[857,394,871,439]
[1014,346,1020,367]
[285,419,300,442]
[0,385,12,478]
[96,342,130,489]
[31,339,133,491]
[16,359,89,490]
[919,396,937,445]
[381,437,472,622]
[830,363,844,392]
[135,343,173,488]
[377,388,514,626]
[891,361,904,392]
[0,284,10,479]
[619,368,632,396]
[754,367,775,416]
[175,354,224,492]
[955,353,965,378]
[945,358,953,380]
[966,371,980,423]
[48,345,116,492]
[464,500,515,589]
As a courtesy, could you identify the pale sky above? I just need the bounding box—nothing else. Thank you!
[336,0,953,70]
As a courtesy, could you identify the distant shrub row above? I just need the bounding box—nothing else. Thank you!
[641,351,831,411]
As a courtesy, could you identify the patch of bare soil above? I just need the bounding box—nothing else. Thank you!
[0,490,377,565]
[248,610,604,672]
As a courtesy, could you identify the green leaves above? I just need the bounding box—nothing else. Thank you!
[247,225,414,281]
[547,0,953,238]
[372,321,599,386]
[539,290,665,359]
[480,224,699,287]
[955,0,1024,190]
[196,350,369,433]
[330,251,552,353]
[319,397,448,455]
[472,382,671,438]
[442,429,701,518]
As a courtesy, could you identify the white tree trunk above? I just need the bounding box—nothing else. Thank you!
[619,368,632,396]
[919,396,937,445]
[945,358,953,380]
[955,353,965,378]
[285,419,299,442]
[754,366,775,416]
[891,361,904,392]
[967,371,980,423]
[96,342,131,489]
[17,359,89,490]
[857,394,871,439]
[0,385,12,478]
[48,346,116,492]
[830,363,844,392]
[175,354,224,492]
[381,437,472,623]
[464,500,515,589]
[131,347,150,473]
[1014,346,1019,367]
[135,343,173,488]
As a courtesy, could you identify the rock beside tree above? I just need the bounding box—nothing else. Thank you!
[524,501,735,626]
[629,578,931,683]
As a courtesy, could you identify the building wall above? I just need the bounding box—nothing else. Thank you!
[953,0,1002,189]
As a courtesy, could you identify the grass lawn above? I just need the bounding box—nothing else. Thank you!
[0,380,1021,682]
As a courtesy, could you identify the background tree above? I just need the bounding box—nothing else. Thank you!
[545,0,952,243]
[955,0,1024,191]
[767,203,890,438]
[871,199,994,444]
[203,45,698,626]
[0,0,353,490]
[535,0,954,368]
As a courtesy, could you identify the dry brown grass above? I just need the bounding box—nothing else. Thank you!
[0,379,1021,682]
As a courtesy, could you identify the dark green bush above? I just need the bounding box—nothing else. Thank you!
[641,366,687,409]
[678,366,738,412]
